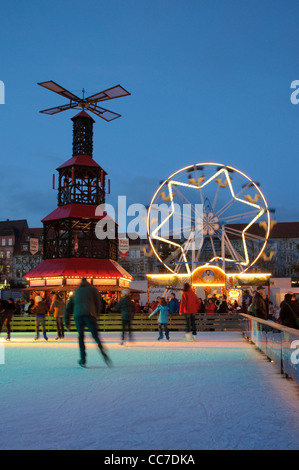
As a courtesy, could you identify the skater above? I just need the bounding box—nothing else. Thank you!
[31,296,48,341]
[111,289,135,345]
[64,278,111,368]
[0,298,15,341]
[179,283,200,341]
[49,293,65,340]
[149,297,170,340]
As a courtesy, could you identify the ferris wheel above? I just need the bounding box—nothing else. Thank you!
[147,163,271,276]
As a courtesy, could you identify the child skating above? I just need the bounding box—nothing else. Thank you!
[149,297,170,341]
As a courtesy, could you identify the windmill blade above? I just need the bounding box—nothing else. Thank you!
[86,85,130,104]
[89,105,121,121]
[40,103,78,115]
[38,80,80,102]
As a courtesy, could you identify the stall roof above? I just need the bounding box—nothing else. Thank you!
[24,258,133,280]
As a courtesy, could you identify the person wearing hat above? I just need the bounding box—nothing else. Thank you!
[31,295,49,341]
[252,286,268,320]
[111,289,135,345]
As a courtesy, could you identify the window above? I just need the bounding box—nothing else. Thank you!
[130,249,140,259]
[8,238,12,246]
[6,265,11,273]
[1,239,5,246]
[133,264,140,273]
[0,251,3,258]
[6,251,11,259]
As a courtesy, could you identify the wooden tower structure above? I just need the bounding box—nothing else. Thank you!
[25,81,132,296]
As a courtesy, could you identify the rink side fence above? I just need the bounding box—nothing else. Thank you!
[240,313,299,385]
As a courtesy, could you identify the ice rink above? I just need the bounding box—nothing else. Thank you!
[0,331,299,450]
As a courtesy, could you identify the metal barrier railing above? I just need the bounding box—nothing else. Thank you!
[240,314,299,385]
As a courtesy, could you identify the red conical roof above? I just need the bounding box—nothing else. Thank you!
[56,154,104,170]
[71,110,95,122]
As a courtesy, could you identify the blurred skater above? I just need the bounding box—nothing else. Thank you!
[111,289,135,345]
[64,278,112,368]
[0,298,15,341]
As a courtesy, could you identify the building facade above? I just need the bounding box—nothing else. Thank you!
[13,228,43,286]
[0,219,28,287]
[118,222,299,282]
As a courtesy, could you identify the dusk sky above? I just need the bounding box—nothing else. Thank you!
[1,0,299,227]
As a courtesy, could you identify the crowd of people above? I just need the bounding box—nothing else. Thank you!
[0,282,298,366]
[247,285,299,330]
[115,291,242,316]
[0,294,66,342]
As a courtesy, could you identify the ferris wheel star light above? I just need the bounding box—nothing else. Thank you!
[147,163,271,276]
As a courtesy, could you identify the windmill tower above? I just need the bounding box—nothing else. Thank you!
[25,81,132,297]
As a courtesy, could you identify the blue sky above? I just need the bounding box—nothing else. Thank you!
[1,0,299,227]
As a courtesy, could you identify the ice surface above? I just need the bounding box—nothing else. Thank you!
[0,331,298,450]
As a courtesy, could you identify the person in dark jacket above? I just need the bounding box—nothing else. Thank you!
[217,295,228,313]
[168,293,180,314]
[64,278,111,368]
[252,286,268,320]
[31,296,49,341]
[279,294,299,329]
[111,289,135,345]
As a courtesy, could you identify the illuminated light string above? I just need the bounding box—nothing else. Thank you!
[146,274,271,279]
[26,274,131,280]
[147,163,271,275]
[146,271,271,280]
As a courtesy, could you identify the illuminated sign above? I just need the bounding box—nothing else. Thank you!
[192,266,226,286]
